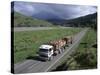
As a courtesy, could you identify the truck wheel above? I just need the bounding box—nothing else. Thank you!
[62,46,65,52]
[49,56,53,61]
[59,49,62,54]
[63,47,65,49]
[71,41,73,44]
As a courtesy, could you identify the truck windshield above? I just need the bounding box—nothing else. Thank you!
[39,49,48,52]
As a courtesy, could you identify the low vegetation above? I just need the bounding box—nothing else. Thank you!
[14,28,81,63]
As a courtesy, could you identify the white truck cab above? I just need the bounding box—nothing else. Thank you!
[39,45,54,61]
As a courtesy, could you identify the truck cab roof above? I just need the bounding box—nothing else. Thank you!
[39,45,53,49]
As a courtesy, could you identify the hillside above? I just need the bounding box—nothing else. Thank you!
[65,13,97,28]
[12,12,54,27]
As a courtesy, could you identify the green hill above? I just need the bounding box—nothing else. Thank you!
[65,13,97,29]
[13,12,54,27]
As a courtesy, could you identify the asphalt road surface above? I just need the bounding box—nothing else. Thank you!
[14,28,88,74]
[13,27,73,32]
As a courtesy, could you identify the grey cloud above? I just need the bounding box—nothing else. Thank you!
[13,1,97,19]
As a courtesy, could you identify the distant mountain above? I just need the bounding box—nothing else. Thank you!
[32,11,62,20]
[47,19,66,25]
[12,12,54,27]
[46,13,97,28]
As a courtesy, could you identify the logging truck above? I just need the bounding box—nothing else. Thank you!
[38,36,73,61]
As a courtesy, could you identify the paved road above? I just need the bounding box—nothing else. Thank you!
[14,28,88,74]
[13,27,74,32]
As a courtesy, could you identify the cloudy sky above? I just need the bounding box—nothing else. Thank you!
[13,1,97,20]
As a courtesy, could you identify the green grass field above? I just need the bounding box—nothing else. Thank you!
[14,27,81,63]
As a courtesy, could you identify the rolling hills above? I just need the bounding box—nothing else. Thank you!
[12,11,97,29]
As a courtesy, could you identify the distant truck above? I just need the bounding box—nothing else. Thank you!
[38,36,73,61]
